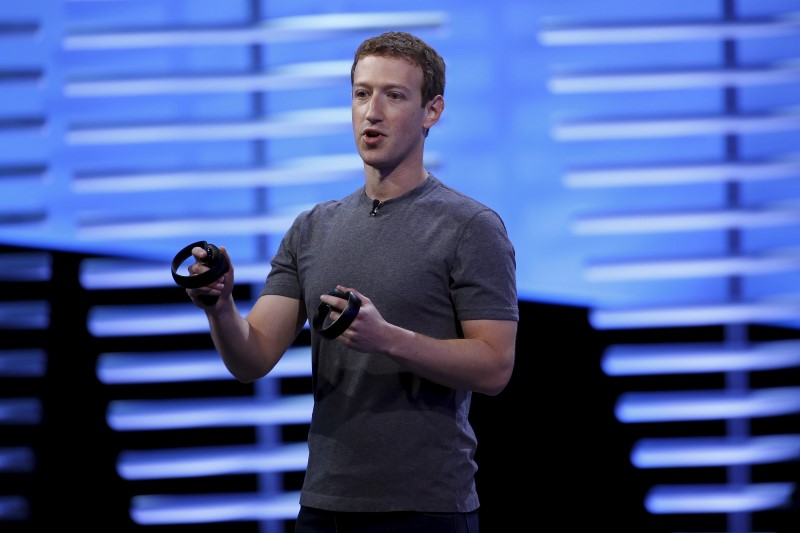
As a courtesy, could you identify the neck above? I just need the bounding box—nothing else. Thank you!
[365,168,430,202]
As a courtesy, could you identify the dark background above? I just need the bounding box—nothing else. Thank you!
[2,247,799,532]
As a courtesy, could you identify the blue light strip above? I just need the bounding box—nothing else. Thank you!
[106,394,313,431]
[615,386,800,423]
[130,491,302,525]
[0,252,51,281]
[645,482,797,514]
[89,303,240,336]
[0,398,41,425]
[66,107,351,145]
[72,153,364,193]
[602,340,800,375]
[0,301,49,330]
[0,447,34,472]
[565,158,800,188]
[63,11,448,50]
[554,112,800,141]
[586,253,800,281]
[549,65,800,93]
[591,301,800,330]
[631,434,800,468]
[77,210,302,240]
[0,496,28,521]
[97,346,311,384]
[0,349,46,377]
[87,302,313,337]
[538,17,800,46]
[65,60,352,97]
[573,207,800,234]
[80,258,271,289]
[117,442,309,480]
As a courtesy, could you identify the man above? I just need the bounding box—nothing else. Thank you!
[185,31,518,533]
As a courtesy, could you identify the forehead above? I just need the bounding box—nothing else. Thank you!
[352,55,423,89]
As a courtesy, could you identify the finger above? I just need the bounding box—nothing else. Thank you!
[217,246,234,278]
[191,246,208,260]
[338,285,366,304]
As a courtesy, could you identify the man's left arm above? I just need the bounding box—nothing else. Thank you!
[382,318,517,396]
[322,286,516,395]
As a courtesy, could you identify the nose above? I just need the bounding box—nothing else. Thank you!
[364,94,384,122]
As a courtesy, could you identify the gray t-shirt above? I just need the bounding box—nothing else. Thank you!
[262,174,518,513]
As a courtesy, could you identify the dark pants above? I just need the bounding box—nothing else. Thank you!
[295,505,479,533]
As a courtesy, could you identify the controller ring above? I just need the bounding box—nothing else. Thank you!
[312,288,361,339]
[171,240,229,305]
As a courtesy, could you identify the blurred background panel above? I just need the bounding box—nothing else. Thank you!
[0,1,798,532]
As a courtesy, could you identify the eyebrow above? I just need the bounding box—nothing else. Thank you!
[352,82,412,93]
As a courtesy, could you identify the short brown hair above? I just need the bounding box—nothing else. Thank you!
[351,31,446,107]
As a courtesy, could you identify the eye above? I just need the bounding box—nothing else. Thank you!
[354,89,368,99]
[388,92,402,101]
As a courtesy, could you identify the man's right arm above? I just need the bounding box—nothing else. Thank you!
[207,294,306,383]
[186,245,306,383]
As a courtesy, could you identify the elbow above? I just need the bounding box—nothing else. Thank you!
[478,352,515,396]
[481,372,512,397]
[224,363,270,384]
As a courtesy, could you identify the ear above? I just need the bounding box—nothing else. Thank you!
[423,95,444,130]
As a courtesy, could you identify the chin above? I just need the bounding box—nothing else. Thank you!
[359,154,386,169]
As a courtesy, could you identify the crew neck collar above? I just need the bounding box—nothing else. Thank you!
[364,173,435,204]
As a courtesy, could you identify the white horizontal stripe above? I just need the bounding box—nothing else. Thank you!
[77,211,301,240]
[602,339,800,375]
[88,302,253,336]
[65,60,351,97]
[0,496,28,521]
[0,398,41,425]
[549,65,800,93]
[538,17,800,46]
[573,207,800,234]
[615,386,800,423]
[585,253,800,281]
[67,107,351,144]
[0,447,34,472]
[97,346,311,384]
[118,442,308,480]
[0,349,46,377]
[0,301,49,330]
[73,153,364,193]
[64,12,447,49]
[591,300,800,329]
[554,112,800,140]
[80,258,271,289]
[564,158,800,187]
[131,490,301,524]
[631,434,800,468]
[645,482,796,514]
[107,394,313,431]
[0,252,51,281]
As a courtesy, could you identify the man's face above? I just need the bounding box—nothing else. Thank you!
[351,55,429,173]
